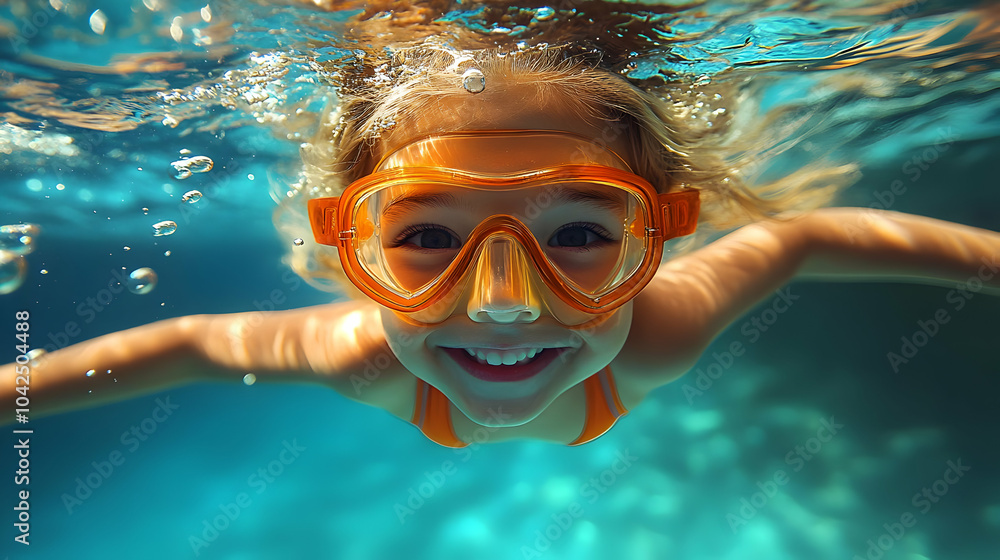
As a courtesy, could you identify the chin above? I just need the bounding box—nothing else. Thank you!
[452,392,553,428]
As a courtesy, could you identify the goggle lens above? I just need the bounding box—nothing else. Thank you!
[351,180,650,303]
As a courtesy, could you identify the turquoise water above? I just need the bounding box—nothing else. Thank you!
[2,1,1000,559]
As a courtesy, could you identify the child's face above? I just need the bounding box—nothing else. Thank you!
[376,85,637,428]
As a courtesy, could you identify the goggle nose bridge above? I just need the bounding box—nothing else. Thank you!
[467,232,544,317]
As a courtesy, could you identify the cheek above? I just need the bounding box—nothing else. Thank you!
[378,308,435,364]
[583,303,633,355]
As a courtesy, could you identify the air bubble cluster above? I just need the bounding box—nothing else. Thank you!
[171,156,214,179]
[0,224,39,256]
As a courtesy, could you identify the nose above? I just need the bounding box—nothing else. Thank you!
[467,235,542,324]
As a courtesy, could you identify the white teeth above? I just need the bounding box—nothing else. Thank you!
[461,347,544,366]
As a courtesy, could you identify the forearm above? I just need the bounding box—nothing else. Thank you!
[796,208,1000,293]
[0,316,203,421]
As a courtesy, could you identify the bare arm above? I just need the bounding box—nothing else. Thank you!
[622,208,1000,386]
[1,316,202,421]
[0,300,393,421]
[795,208,1000,290]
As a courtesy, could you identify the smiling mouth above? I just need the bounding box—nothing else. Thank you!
[462,346,545,366]
[441,346,569,382]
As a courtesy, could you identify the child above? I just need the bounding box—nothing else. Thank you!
[4,46,999,447]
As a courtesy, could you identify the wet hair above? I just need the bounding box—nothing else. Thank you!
[274,44,856,296]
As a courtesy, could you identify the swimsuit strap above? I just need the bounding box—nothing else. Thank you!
[410,378,469,448]
[409,366,628,448]
[567,366,629,446]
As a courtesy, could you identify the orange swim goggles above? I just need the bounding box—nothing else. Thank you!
[308,130,699,322]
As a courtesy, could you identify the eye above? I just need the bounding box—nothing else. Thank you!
[391,224,461,250]
[547,222,616,250]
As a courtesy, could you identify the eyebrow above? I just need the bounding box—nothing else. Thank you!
[382,192,465,221]
[381,187,625,219]
[556,187,626,212]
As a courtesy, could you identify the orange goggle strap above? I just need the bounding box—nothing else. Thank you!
[307,168,701,314]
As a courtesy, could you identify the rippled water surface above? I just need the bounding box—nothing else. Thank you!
[2,1,999,559]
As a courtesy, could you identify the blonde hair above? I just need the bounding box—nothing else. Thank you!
[274,44,856,296]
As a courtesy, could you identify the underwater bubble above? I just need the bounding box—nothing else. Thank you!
[127,267,158,294]
[40,269,47,274]
[26,178,42,192]
[86,369,96,377]
[243,373,256,386]
[179,148,191,155]
[142,207,149,215]
[152,220,177,237]
[56,183,65,190]
[293,238,304,246]
[0,224,40,256]
[462,69,485,93]
[170,16,183,42]
[0,251,27,294]
[170,155,213,179]
[534,6,555,21]
[181,190,202,203]
[89,10,107,35]
[162,115,179,128]
[164,250,171,256]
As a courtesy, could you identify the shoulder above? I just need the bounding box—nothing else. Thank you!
[292,301,418,420]
[609,274,713,405]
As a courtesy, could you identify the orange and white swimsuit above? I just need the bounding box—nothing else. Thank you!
[409,366,628,447]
